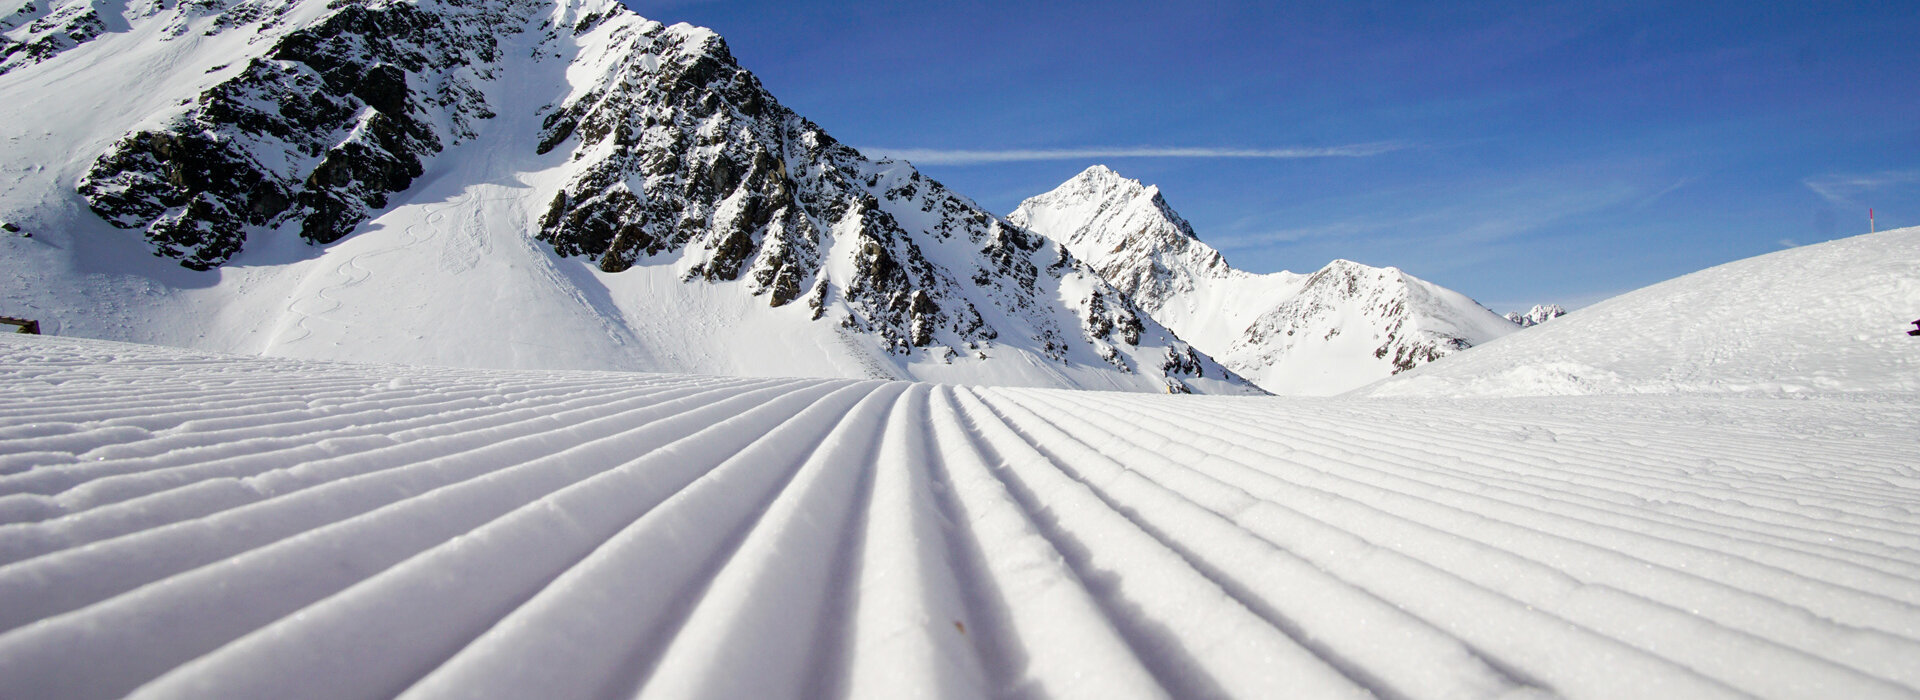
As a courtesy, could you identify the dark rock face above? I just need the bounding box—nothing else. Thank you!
[1380,338,1463,373]
[74,0,522,268]
[0,0,104,74]
[534,25,817,288]
[1082,289,1144,353]
[0,1,43,32]
[530,24,1159,360]
[1162,345,1207,378]
[80,130,289,268]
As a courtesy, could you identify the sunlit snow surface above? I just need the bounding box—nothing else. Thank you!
[3,333,1919,699]
[1362,227,1920,397]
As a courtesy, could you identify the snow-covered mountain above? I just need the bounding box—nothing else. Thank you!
[1505,304,1567,327]
[1010,165,1517,395]
[1361,227,1920,397]
[0,0,1252,393]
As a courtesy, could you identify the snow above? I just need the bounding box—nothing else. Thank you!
[1362,227,1920,397]
[3,332,1918,699]
[6,2,1920,697]
[1007,165,1298,353]
[1506,304,1567,327]
[1011,166,1517,396]
[0,0,861,378]
[0,0,1246,396]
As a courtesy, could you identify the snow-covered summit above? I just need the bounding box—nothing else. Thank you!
[1363,227,1920,397]
[0,0,1253,394]
[1224,258,1524,395]
[1012,165,1517,395]
[1506,304,1568,327]
[1008,165,1234,301]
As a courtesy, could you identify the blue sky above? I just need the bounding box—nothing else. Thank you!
[627,0,1919,311]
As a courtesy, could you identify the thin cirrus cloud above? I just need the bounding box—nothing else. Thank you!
[860,142,1406,166]
[1207,181,1644,254]
[1803,170,1920,209]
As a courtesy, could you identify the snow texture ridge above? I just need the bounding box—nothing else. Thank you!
[0,0,1251,394]
[1011,165,1519,395]
[3,332,1919,699]
[1364,227,1920,397]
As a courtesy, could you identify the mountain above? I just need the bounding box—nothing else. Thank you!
[0,0,1253,394]
[1505,304,1567,327]
[1359,227,1920,397]
[1009,165,1517,395]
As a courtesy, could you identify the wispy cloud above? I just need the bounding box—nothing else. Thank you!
[1633,176,1696,209]
[1206,222,1383,251]
[1803,170,1920,209]
[1211,182,1640,255]
[860,142,1406,166]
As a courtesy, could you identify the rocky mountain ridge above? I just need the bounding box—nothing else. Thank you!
[1506,304,1568,327]
[1012,165,1519,395]
[76,0,515,269]
[0,0,1252,393]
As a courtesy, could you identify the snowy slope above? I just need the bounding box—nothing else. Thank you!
[1011,165,1517,395]
[1363,227,1920,397]
[4,332,1920,699]
[0,0,1249,394]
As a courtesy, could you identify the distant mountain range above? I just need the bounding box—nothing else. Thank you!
[1012,166,1519,395]
[1506,304,1567,327]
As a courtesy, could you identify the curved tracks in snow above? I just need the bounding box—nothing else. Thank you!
[275,188,476,347]
[2,335,1919,699]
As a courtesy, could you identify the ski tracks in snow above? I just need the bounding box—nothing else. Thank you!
[272,186,482,349]
[1,334,1919,699]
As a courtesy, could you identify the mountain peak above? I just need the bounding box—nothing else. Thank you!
[1044,164,1165,214]
[1309,258,1409,284]
[1067,163,1145,190]
[662,21,722,50]
[1013,165,1207,253]
[1010,165,1229,316]
[1505,303,1567,327]
[1015,167,1519,394]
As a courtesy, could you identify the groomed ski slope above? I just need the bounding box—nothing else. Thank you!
[3,333,1919,699]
